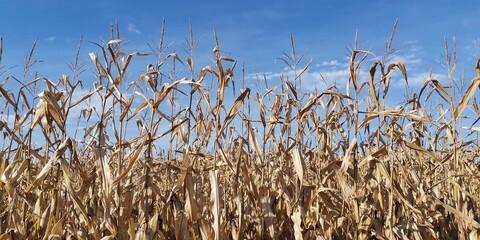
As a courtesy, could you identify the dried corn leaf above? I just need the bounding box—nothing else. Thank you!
[291,148,305,188]
[454,77,480,120]
[340,137,357,173]
[185,171,199,222]
[294,59,312,81]
[432,196,480,228]
[285,80,298,100]
[298,94,321,120]
[349,50,359,90]
[69,86,105,108]
[210,170,221,240]
[405,142,438,161]
[50,218,63,237]
[12,109,33,133]
[0,85,17,110]
[61,160,92,229]
[383,62,408,84]
[219,88,250,135]
[112,137,146,186]
[291,208,303,240]
[261,195,276,238]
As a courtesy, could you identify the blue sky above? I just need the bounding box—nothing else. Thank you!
[1,1,480,145]
[2,1,480,89]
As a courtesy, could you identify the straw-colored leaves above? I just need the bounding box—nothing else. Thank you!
[298,93,321,120]
[369,61,380,110]
[349,50,360,91]
[210,170,221,240]
[291,208,303,240]
[383,62,408,86]
[419,77,452,103]
[219,88,250,135]
[31,91,65,132]
[28,138,72,191]
[291,148,306,188]
[454,76,480,120]
[0,85,17,110]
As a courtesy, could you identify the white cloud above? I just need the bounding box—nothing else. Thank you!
[465,39,480,59]
[247,56,447,93]
[127,23,141,34]
[402,40,421,51]
[246,66,353,92]
[377,40,424,68]
[46,36,56,41]
[391,71,448,88]
[319,60,340,67]
[390,53,422,65]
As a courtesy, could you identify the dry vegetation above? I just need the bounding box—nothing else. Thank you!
[1,22,480,239]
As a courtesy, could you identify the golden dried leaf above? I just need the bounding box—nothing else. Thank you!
[454,77,480,120]
[291,208,303,240]
[50,218,63,237]
[291,148,305,187]
[384,62,408,83]
[112,137,146,186]
[261,195,276,238]
[219,88,250,135]
[285,80,298,100]
[369,61,380,110]
[185,171,199,222]
[0,85,17,110]
[210,170,221,240]
[298,94,321,120]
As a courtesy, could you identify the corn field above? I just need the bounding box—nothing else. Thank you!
[1,23,480,239]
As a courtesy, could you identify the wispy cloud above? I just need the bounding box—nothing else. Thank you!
[318,60,340,67]
[246,65,353,92]
[464,39,480,59]
[241,8,288,22]
[389,71,448,88]
[46,36,56,41]
[379,40,424,67]
[390,53,422,65]
[127,23,141,34]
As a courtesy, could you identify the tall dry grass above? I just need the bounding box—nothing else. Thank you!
[1,22,480,239]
